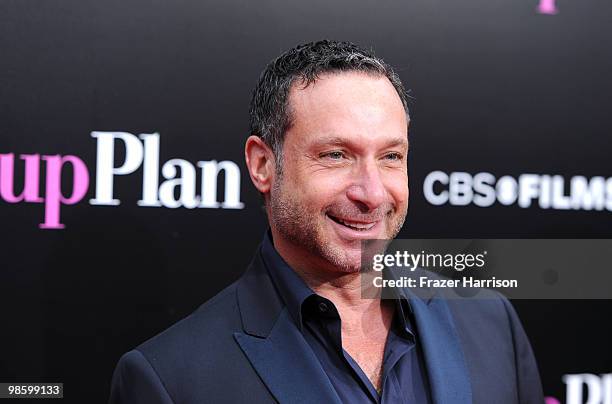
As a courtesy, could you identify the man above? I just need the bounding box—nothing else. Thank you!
[110,40,544,403]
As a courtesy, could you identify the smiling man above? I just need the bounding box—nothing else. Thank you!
[110,40,544,404]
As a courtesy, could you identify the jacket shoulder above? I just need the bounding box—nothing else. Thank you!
[112,279,273,402]
[442,290,543,403]
[137,281,242,361]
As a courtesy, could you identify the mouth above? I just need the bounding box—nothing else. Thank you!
[326,213,378,231]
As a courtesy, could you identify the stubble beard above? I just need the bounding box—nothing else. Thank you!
[269,176,407,274]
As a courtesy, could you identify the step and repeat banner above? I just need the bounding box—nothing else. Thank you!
[1,0,611,402]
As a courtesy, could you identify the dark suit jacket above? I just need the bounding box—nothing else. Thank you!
[109,244,545,404]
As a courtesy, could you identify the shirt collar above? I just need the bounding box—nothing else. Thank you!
[383,266,416,340]
[261,228,415,339]
[261,229,315,330]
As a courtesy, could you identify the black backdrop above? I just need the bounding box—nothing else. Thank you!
[1,0,611,402]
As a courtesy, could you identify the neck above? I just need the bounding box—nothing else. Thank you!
[270,228,393,337]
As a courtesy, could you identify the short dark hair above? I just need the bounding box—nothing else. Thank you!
[249,40,409,172]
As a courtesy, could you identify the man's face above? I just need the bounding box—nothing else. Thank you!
[269,71,409,273]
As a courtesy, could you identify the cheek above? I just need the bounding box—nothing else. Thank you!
[295,174,341,208]
[385,175,409,207]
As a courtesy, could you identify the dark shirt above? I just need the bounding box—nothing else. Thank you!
[261,230,432,404]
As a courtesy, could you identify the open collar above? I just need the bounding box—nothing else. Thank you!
[233,238,472,404]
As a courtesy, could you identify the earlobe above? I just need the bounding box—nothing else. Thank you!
[245,135,274,194]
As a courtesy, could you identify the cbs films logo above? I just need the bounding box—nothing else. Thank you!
[0,132,244,229]
[424,171,612,212]
[546,373,612,404]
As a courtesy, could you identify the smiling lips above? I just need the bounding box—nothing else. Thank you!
[326,213,378,231]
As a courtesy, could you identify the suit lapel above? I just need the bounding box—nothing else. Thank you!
[409,293,473,404]
[233,247,342,404]
[234,309,342,404]
[235,244,471,404]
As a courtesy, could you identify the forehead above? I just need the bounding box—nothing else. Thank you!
[286,71,408,147]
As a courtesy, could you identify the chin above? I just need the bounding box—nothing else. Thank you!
[328,262,362,274]
[343,264,363,274]
[321,245,363,274]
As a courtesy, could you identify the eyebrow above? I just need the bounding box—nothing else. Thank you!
[310,135,409,150]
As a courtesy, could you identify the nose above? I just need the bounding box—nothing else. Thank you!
[346,159,387,211]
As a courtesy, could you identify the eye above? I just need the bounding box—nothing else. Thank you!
[321,151,345,160]
[384,152,403,161]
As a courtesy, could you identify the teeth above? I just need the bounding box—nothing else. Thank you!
[338,218,376,230]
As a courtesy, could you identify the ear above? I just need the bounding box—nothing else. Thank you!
[245,135,276,195]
